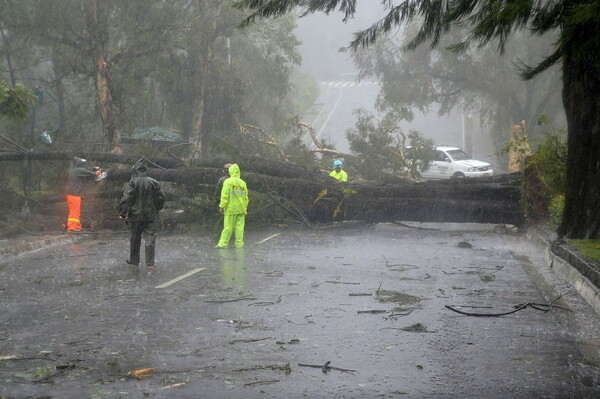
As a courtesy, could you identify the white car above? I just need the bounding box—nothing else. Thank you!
[420,146,493,180]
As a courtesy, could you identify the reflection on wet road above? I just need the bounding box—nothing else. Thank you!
[1,223,599,398]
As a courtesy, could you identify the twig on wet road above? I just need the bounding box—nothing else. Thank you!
[357,309,387,314]
[384,309,414,320]
[204,296,257,303]
[232,363,291,373]
[446,291,574,317]
[248,295,281,306]
[228,337,272,345]
[298,361,356,373]
[445,303,530,317]
[391,221,440,230]
[244,379,280,386]
[33,362,78,384]
[445,300,572,317]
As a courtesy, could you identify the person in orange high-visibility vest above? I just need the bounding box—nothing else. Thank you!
[65,157,104,232]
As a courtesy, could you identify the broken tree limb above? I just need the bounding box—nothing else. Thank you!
[446,292,573,317]
[228,337,272,345]
[209,132,314,227]
[445,303,530,317]
[238,123,289,161]
[297,361,356,373]
[243,380,280,386]
[0,150,317,179]
[33,362,78,384]
[204,296,257,303]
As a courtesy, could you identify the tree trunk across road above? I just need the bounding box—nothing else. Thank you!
[1,151,524,226]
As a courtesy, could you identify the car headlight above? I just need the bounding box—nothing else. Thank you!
[467,167,474,172]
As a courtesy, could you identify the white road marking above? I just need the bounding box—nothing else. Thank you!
[256,233,281,244]
[316,89,343,140]
[155,268,205,289]
[319,81,380,87]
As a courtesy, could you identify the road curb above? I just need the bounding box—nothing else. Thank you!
[0,234,85,263]
[527,226,600,316]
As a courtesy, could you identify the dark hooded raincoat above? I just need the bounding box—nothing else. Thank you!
[118,160,165,266]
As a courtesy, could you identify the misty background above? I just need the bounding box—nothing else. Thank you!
[293,7,517,169]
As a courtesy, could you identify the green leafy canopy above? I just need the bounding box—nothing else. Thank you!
[0,81,35,121]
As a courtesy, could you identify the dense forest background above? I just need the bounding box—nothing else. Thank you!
[0,0,569,236]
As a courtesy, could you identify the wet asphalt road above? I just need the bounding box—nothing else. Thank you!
[1,223,600,398]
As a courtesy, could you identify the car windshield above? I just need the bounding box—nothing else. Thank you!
[446,149,470,161]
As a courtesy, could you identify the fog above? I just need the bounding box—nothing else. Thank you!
[293,7,497,165]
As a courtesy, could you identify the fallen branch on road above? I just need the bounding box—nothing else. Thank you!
[228,337,272,345]
[380,323,437,333]
[445,294,573,317]
[233,363,291,374]
[204,296,257,303]
[384,309,414,320]
[357,309,388,314]
[445,303,532,317]
[248,296,281,306]
[244,379,280,386]
[298,361,356,373]
[33,362,78,384]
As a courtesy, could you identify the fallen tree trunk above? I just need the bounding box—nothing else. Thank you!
[0,150,317,179]
[106,167,524,225]
[1,151,524,225]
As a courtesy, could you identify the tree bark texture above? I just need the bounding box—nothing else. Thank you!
[558,15,600,239]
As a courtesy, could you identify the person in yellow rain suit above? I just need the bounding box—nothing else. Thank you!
[216,164,249,248]
[329,159,348,182]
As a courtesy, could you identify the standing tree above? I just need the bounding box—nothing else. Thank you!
[31,0,180,149]
[237,0,600,239]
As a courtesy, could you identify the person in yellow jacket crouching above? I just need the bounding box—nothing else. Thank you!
[216,164,249,248]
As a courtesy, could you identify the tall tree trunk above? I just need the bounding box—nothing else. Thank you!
[558,17,600,239]
[189,0,222,160]
[88,0,120,151]
[0,27,16,86]
[190,51,211,159]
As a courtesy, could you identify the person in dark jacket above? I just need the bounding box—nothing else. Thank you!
[66,157,104,232]
[118,159,165,269]
[214,163,232,205]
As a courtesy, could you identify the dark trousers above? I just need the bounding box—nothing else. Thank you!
[129,220,158,266]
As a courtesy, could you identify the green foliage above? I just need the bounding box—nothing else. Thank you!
[0,81,34,120]
[548,194,565,227]
[0,0,307,160]
[521,117,567,223]
[31,366,52,378]
[346,109,433,181]
[526,122,567,199]
[570,239,600,264]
